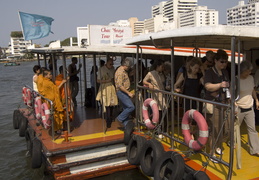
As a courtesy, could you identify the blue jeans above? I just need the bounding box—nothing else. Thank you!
[116,90,135,126]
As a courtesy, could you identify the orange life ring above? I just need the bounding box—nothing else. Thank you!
[142,98,159,129]
[26,88,32,107]
[41,103,51,129]
[22,87,28,105]
[182,109,208,151]
[22,87,32,107]
[34,96,42,120]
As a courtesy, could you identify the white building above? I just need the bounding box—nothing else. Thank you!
[179,6,218,27]
[10,36,32,57]
[77,27,89,47]
[152,0,198,23]
[227,0,259,26]
[128,17,144,36]
[144,15,170,33]
[133,21,144,36]
[108,20,130,27]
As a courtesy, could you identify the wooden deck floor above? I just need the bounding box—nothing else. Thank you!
[26,106,125,153]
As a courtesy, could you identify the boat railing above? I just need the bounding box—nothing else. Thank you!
[135,85,233,174]
[24,85,55,140]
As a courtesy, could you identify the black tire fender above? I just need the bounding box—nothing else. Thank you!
[19,116,27,137]
[13,109,21,129]
[191,171,210,180]
[124,121,135,145]
[140,138,165,177]
[25,128,35,155]
[31,138,42,169]
[127,134,147,165]
[154,151,185,180]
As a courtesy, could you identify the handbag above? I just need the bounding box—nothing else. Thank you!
[203,102,214,114]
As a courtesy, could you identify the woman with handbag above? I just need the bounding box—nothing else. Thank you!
[174,57,203,111]
[203,49,230,163]
[96,58,118,129]
[236,60,259,156]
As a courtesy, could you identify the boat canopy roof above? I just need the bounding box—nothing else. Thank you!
[26,45,173,55]
[125,25,259,51]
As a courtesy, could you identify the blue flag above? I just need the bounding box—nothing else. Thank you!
[19,11,54,40]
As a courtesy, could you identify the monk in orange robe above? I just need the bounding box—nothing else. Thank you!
[42,70,66,132]
[55,66,74,121]
[36,74,44,95]
[35,67,47,95]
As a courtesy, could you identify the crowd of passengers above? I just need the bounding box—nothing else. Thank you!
[32,57,81,135]
[32,50,259,162]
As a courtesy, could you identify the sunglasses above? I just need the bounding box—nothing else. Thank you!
[219,61,227,64]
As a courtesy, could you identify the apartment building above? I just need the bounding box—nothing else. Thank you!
[109,20,130,27]
[128,17,144,36]
[227,0,259,26]
[180,6,218,27]
[144,15,170,33]
[152,0,198,23]
[10,35,32,57]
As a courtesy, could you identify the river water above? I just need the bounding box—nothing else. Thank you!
[0,61,148,180]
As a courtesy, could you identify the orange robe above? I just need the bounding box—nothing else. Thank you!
[36,74,44,95]
[55,74,74,121]
[42,77,64,131]
[55,74,65,103]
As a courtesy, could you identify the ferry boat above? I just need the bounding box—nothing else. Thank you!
[13,25,259,179]
[13,45,175,179]
[4,61,20,66]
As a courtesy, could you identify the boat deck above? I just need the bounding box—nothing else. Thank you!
[21,103,259,180]
[29,107,127,150]
[154,123,259,180]
[22,105,136,180]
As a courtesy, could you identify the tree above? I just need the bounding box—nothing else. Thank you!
[22,52,34,59]
[35,44,41,48]
[61,37,77,46]
[10,31,23,38]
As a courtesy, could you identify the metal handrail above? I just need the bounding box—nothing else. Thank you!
[25,85,55,140]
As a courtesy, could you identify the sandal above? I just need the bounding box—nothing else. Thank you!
[215,147,224,155]
[209,155,218,163]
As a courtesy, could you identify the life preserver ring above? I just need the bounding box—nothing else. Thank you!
[34,97,42,120]
[22,87,28,105]
[142,98,159,129]
[127,135,147,165]
[181,109,208,151]
[41,103,51,129]
[22,87,32,107]
[140,138,165,176]
[26,88,32,107]
[154,151,185,180]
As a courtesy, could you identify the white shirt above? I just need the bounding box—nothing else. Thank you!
[236,75,254,108]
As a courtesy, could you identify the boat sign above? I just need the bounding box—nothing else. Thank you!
[88,25,132,46]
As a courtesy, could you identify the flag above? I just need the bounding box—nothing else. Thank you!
[18,11,54,40]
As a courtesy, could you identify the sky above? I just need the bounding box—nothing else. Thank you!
[0,0,247,47]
